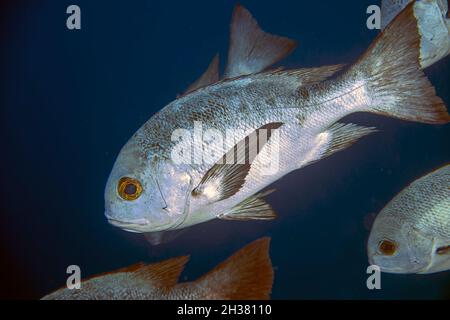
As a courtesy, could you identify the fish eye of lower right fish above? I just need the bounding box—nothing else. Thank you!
[378,240,398,256]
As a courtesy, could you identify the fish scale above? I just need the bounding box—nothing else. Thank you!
[383,166,450,239]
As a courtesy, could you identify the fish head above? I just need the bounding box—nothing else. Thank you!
[367,213,433,274]
[104,136,193,233]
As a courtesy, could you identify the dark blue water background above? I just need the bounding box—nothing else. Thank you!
[1,0,449,299]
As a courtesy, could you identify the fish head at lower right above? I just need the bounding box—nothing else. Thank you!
[367,214,434,274]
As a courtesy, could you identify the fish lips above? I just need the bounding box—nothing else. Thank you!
[368,253,429,274]
[105,215,172,233]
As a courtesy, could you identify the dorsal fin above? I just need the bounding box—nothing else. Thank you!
[224,4,297,78]
[266,64,344,83]
[131,256,190,288]
[180,54,220,97]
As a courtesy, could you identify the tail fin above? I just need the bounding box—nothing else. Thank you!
[353,2,449,124]
[194,237,274,300]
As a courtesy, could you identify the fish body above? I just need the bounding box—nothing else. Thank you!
[368,165,450,274]
[112,65,370,230]
[105,3,449,234]
[42,238,273,300]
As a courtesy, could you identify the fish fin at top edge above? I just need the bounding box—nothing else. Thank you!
[193,237,274,299]
[218,189,277,221]
[224,4,297,79]
[179,54,220,97]
[132,256,190,288]
[192,122,283,203]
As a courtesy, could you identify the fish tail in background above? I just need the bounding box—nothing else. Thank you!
[194,237,273,300]
[380,0,412,29]
[224,4,297,78]
[352,2,450,124]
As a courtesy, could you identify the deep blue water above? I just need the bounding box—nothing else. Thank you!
[1,0,449,299]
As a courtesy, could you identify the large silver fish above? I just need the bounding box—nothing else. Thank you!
[42,238,273,300]
[104,3,449,234]
[367,165,450,274]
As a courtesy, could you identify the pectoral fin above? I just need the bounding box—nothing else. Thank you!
[436,245,450,255]
[420,243,450,273]
[192,122,283,202]
[218,189,277,221]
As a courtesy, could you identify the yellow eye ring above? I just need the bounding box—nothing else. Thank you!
[117,177,143,201]
[378,239,398,256]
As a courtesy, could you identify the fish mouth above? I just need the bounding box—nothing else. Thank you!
[368,254,426,274]
[107,218,149,233]
[106,215,173,233]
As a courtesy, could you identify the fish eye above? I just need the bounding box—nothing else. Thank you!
[117,177,143,201]
[378,239,398,256]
